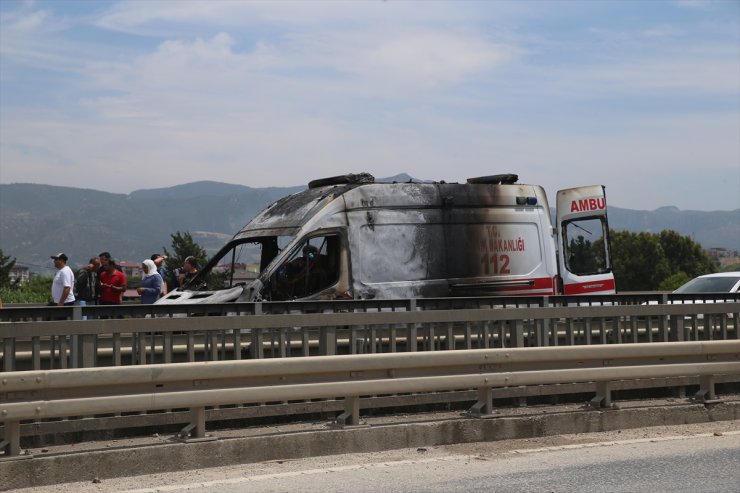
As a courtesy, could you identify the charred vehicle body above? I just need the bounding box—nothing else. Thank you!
[157,173,615,304]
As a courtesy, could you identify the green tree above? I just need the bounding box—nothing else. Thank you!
[567,236,600,274]
[0,249,17,288]
[657,230,716,279]
[610,229,715,292]
[609,231,669,291]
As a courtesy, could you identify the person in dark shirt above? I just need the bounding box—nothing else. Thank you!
[75,257,99,306]
[179,256,200,288]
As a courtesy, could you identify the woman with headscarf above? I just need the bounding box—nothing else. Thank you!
[137,259,163,304]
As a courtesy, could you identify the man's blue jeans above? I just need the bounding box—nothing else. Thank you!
[75,299,95,320]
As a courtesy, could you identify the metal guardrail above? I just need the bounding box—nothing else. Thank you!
[1,297,738,456]
[3,293,739,322]
[2,340,739,458]
[1,299,738,372]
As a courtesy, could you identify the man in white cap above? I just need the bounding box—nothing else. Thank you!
[51,253,76,306]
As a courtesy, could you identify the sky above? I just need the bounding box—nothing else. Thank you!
[0,0,738,212]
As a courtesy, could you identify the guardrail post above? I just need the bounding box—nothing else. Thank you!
[67,313,78,367]
[565,317,576,346]
[1,420,22,458]
[164,332,173,363]
[251,330,264,359]
[319,326,337,356]
[81,335,96,368]
[350,326,362,354]
[333,395,361,427]
[70,335,79,368]
[590,381,613,409]
[469,387,493,416]
[512,320,524,348]
[278,328,288,358]
[408,322,418,352]
[138,332,148,364]
[3,338,15,372]
[670,315,685,342]
[191,406,206,439]
[541,297,551,347]
[408,299,419,352]
[176,407,214,442]
[301,329,310,357]
[693,375,719,403]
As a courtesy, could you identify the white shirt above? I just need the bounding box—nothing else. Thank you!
[52,265,76,304]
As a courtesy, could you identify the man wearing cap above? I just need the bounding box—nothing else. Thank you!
[51,253,76,306]
[151,254,168,295]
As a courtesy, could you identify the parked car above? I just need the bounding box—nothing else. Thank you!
[642,272,740,304]
[672,272,740,294]
[639,273,739,328]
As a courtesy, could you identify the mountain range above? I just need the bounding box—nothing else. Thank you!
[1,174,738,273]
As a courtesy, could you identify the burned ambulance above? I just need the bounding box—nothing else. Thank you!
[156,173,615,304]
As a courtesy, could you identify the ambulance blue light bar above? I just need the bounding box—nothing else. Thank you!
[516,196,538,206]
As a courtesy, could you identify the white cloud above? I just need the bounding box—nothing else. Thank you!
[4,8,50,31]
[354,31,510,87]
[642,24,684,38]
[93,1,497,34]
[73,24,514,133]
[601,55,738,94]
[0,3,98,73]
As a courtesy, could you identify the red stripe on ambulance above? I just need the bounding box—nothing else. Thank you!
[563,278,616,295]
[486,277,556,295]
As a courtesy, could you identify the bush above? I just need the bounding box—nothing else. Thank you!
[0,275,54,304]
[657,272,691,291]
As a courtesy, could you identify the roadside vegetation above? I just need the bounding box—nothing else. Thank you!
[610,229,717,292]
[0,275,53,304]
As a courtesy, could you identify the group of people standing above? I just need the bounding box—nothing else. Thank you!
[50,251,193,307]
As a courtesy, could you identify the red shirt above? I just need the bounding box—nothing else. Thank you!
[99,269,127,304]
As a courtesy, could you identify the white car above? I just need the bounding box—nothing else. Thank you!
[673,272,740,294]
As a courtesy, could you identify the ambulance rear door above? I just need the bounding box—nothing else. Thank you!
[556,185,615,295]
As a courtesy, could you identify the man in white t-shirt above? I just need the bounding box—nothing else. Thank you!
[51,253,76,306]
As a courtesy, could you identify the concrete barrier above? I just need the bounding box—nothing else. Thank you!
[1,399,738,490]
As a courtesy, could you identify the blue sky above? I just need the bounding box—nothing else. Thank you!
[1,0,738,211]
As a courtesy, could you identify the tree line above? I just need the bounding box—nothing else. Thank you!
[0,229,734,303]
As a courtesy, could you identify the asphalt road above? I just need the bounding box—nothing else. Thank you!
[14,421,740,493]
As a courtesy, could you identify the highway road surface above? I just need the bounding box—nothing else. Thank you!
[12,421,740,493]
